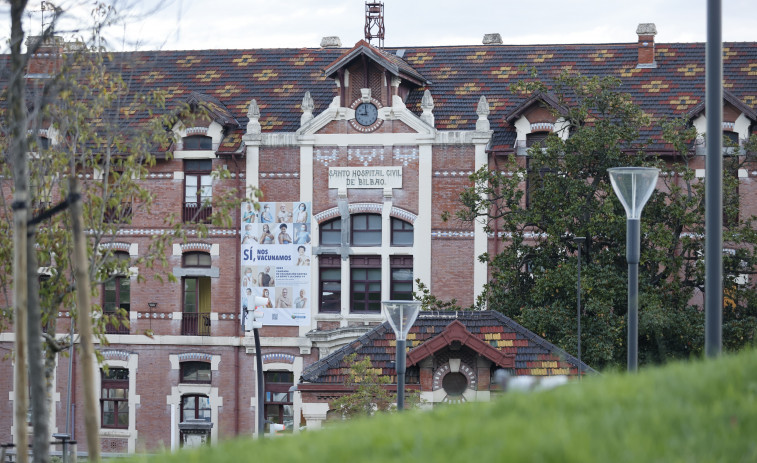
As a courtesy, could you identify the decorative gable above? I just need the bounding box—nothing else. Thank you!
[406,319,514,368]
[687,89,757,153]
[324,40,429,108]
[504,92,570,154]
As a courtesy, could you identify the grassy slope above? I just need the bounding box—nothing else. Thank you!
[139,349,757,463]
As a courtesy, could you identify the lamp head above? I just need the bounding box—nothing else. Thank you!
[608,167,659,220]
[382,300,421,341]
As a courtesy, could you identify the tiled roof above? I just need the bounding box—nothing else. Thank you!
[300,310,595,385]
[3,40,756,154]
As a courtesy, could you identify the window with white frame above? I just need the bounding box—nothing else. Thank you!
[317,213,414,314]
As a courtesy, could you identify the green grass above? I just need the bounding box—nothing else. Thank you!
[136,349,757,463]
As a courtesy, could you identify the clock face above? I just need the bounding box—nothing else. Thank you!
[355,103,378,126]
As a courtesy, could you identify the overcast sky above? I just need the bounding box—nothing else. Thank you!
[1,0,756,52]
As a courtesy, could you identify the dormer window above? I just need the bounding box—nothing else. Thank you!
[182,135,212,151]
[723,130,739,147]
[526,132,550,148]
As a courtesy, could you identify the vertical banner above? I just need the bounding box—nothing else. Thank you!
[241,201,312,327]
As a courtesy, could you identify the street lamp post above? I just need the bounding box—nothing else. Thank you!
[242,297,268,436]
[382,300,421,410]
[574,236,586,379]
[608,167,659,372]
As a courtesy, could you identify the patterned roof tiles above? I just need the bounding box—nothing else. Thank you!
[3,39,756,154]
[300,311,595,385]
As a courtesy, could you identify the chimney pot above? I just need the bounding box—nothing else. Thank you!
[320,36,342,48]
[482,33,503,45]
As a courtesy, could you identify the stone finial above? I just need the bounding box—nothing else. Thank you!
[360,88,372,103]
[301,91,315,126]
[476,95,490,132]
[420,90,435,127]
[482,33,503,45]
[320,36,342,48]
[247,99,261,134]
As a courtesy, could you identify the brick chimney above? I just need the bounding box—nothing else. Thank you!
[636,23,657,68]
[25,36,64,78]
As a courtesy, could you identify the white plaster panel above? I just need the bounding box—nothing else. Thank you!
[514,116,531,141]
[735,113,751,141]
[473,142,489,305]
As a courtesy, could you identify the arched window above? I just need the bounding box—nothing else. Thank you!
[391,218,413,246]
[319,218,341,246]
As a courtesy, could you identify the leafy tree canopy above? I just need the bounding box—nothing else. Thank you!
[455,72,757,369]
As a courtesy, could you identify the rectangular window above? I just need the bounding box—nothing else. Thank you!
[350,256,381,313]
[351,214,382,246]
[180,362,211,384]
[103,171,133,224]
[181,395,211,421]
[183,160,213,223]
[264,371,293,432]
[101,368,128,429]
[103,276,130,334]
[390,256,413,301]
[182,135,213,151]
[319,256,341,313]
[182,277,211,336]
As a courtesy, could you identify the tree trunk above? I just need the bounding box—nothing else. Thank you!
[68,177,100,462]
[27,224,49,463]
[10,1,30,462]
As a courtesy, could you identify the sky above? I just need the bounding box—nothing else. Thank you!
[1,0,756,52]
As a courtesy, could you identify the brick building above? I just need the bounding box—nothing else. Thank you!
[1,20,757,454]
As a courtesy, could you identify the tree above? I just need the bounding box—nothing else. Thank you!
[330,353,421,419]
[1,4,250,461]
[330,353,395,419]
[455,72,757,369]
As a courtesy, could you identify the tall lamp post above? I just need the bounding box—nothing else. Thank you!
[383,300,421,410]
[574,236,585,380]
[608,167,659,372]
[242,297,268,436]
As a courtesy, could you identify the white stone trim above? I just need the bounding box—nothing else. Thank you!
[473,141,489,305]
[416,143,433,296]
[300,402,330,430]
[166,384,221,450]
[98,352,140,453]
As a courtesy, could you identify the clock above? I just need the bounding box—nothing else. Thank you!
[355,102,378,126]
[349,98,384,132]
